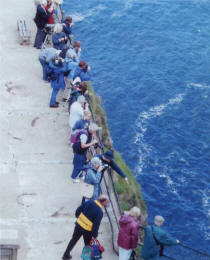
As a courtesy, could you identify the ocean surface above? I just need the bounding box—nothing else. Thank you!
[63,0,210,256]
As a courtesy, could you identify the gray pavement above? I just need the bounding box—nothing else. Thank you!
[0,0,118,259]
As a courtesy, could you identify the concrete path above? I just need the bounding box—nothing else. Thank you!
[0,1,118,259]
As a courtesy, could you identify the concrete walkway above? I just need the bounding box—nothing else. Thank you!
[0,1,118,259]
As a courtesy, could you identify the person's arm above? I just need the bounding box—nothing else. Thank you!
[91,211,103,238]
[157,229,178,246]
[75,203,85,218]
[109,160,126,179]
[80,134,97,149]
[80,70,91,81]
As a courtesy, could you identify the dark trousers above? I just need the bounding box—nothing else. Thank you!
[34,28,46,49]
[63,224,92,257]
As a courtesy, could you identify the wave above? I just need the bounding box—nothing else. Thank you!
[70,5,106,22]
[135,93,184,174]
[187,82,210,89]
[202,189,210,239]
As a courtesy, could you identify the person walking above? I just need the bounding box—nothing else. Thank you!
[62,194,109,260]
[117,207,141,260]
[141,216,180,260]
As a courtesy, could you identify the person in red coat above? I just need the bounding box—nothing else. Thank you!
[117,207,141,260]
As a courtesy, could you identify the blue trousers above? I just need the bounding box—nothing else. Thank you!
[34,28,46,49]
[39,58,49,81]
[50,88,59,106]
[71,152,86,179]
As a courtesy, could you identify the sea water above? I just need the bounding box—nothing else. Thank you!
[63,0,210,255]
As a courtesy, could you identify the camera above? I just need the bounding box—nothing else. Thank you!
[54,57,63,67]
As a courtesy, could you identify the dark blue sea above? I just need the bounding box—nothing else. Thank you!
[63,0,210,257]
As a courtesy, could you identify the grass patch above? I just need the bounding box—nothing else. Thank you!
[87,82,146,216]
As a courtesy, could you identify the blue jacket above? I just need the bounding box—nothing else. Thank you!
[75,199,103,238]
[85,167,102,200]
[66,47,81,63]
[34,5,51,29]
[141,225,177,260]
[73,66,91,82]
[72,119,90,132]
[52,32,67,50]
[63,22,72,38]
[65,57,78,79]
[49,61,66,90]
[96,154,126,178]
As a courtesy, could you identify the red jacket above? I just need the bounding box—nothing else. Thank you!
[117,214,140,250]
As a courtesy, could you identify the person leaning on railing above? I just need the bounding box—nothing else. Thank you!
[95,150,129,184]
[71,123,101,183]
[141,216,180,260]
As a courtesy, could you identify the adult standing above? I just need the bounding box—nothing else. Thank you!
[71,123,100,182]
[117,207,141,260]
[34,0,52,49]
[84,157,103,200]
[52,23,68,50]
[48,57,66,107]
[141,216,180,260]
[69,95,87,129]
[62,195,109,260]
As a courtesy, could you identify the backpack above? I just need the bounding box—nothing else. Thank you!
[81,245,93,260]
[70,129,88,144]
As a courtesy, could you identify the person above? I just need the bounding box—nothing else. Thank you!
[73,61,91,82]
[45,0,54,24]
[62,194,109,260]
[38,47,60,81]
[52,23,68,50]
[71,123,100,182]
[68,81,88,111]
[84,157,103,200]
[66,41,82,63]
[34,0,52,49]
[72,111,91,133]
[69,95,88,129]
[141,216,180,260]
[48,57,66,107]
[64,49,79,95]
[95,150,129,183]
[52,0,64,24]
[117,207,141,260]
[62,16,74,44]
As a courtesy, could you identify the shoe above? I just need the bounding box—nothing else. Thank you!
[56,102,60,105]
[62,254,72,260]
[62,98,67,102]
[50,104,59,108]
[72,178,80,183]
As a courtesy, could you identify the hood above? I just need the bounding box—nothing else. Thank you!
[119,214,134,226]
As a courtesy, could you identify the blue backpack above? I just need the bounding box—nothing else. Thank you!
[81,239,103,260]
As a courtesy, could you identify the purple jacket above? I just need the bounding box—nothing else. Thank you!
[117,214,140,250]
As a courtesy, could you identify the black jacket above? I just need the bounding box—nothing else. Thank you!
[34,5,51,29]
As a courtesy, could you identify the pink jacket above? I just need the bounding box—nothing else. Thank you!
[117,214,140,250]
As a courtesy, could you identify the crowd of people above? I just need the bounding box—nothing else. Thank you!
[33,1,181,259]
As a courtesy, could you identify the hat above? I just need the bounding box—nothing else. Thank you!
[103,150,114,161]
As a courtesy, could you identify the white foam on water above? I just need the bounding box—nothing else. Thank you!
[187,82,210,89]
[70,5,106,22]
[201,189,210,239]
[135,93,184,175]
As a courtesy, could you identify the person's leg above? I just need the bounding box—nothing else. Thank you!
[71,153,86,179]
[63,225,83,258]
[82,230,92,246]
[119,247,132,260]
[50,88,59,107]
[35,29,46,49]
[39,58,48,81]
